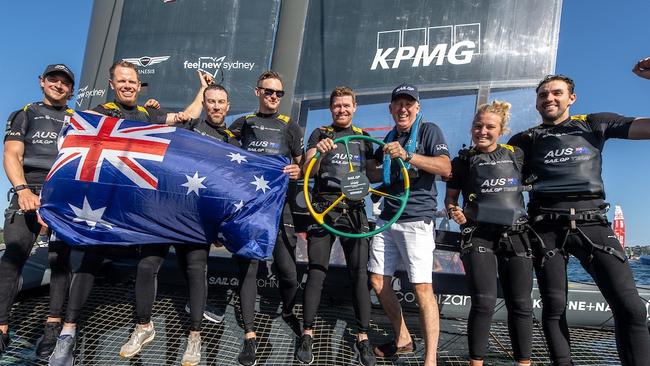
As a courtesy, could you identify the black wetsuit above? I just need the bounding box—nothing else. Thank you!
[229,111,303,333]
[0,102,73,326]
[301,125,374,333]
[177,118,238,143]
[91,101,167,124]
[447,144,533,362]
[133,120,240,331]
[64,102,167,325]
[509,113,650,366]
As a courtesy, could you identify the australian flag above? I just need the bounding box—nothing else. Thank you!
[39,111,289,259]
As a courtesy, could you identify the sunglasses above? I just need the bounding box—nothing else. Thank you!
[257,87,285,98]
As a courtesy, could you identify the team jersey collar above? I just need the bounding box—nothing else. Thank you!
[256,111,279,119]
[113,100,138,111]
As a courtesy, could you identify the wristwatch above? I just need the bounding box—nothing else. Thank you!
[13,184,29,192]
[404,151,414,162]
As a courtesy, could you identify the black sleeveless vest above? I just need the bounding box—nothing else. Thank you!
[526,115,604,198]
[462,144,527,226]
[314,125,365,193]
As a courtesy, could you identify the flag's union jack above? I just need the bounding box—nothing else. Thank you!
[46,112,175,189]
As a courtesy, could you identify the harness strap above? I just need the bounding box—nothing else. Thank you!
[460,225,532,257]
[575,226,627,263]
[500,231,532,258]
[528,223,560,268]
[531,204,610,227]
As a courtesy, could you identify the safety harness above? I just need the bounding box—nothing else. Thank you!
[530,203,626,265]
[459,218,536,259]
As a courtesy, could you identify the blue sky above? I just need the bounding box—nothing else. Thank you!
[0,1,649,244]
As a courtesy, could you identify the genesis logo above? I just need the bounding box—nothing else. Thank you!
[122,56,170,75]
[75,85,106,107]
[371,23,480,70]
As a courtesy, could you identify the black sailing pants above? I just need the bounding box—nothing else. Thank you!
[236,203,298,333]
[0,196,70,325]
[302,207,371,333]
[461,227,533,361]
[532,221,650,366]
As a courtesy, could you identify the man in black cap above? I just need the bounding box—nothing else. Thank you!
[368,83,450,366]
[0,64,76,357]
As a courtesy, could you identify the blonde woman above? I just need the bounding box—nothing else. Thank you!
[445,101,533,366]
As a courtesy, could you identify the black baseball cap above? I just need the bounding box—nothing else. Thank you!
[42,64,75,86]
[391,83,419,102]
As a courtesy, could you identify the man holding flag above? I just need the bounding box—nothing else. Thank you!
[45,61,227,366]
[228,70,303,366]
[0,64,75,358]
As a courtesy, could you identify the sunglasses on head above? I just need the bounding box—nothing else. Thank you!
[257,87,285,98]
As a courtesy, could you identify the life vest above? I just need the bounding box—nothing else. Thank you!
[190,119,238,145]
[8,103,73,183]
[525,115,604,198]
[240,113,292,157]
[461,144,527,227]
[314,124,366,194]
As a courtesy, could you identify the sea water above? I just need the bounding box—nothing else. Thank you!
[567,256,650,287]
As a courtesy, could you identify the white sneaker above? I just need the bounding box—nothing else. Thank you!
[181,333,201,366]
[119,323,155,358]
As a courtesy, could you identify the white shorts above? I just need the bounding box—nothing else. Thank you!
[368,219,436,284]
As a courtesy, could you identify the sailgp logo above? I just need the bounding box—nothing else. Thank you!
[371,23,480,70]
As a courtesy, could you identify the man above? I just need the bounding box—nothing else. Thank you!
[115,83,240,366]
[228,71,303,366]
[368,83,451,366]
[508,74,650,366]
[295,87,377,366]
[48,61,206,366]
[0,64,75,358]
[92,60,201,123]
[177,83,238,143]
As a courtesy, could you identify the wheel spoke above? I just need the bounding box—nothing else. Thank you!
[343,140,355,172]
[320,193,347,216]
[369,187,404,202]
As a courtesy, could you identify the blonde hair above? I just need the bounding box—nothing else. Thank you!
[473,100,512,135]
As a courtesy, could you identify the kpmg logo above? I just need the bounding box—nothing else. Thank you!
[371,23,480,70]
[75,85,106,107]
[183,56,255,77]
[122,56,170,75]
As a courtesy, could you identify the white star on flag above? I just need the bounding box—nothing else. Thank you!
[182,172,207,195]
[234,200,244,211]
[69,197,113,229]
[227,152,248,164]
[250,175,270,193]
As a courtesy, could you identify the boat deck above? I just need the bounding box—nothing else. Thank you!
[0,281,622,366]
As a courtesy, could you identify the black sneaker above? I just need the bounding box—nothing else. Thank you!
[185,302,225,324]
[48,334,75,366]
[355,339,377,366]
[36,322,62,358]
[295,334,314,364]
[0,329,9,354]
[237,337,257,366]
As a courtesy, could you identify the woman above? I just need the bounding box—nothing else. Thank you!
[445,101,533,366]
